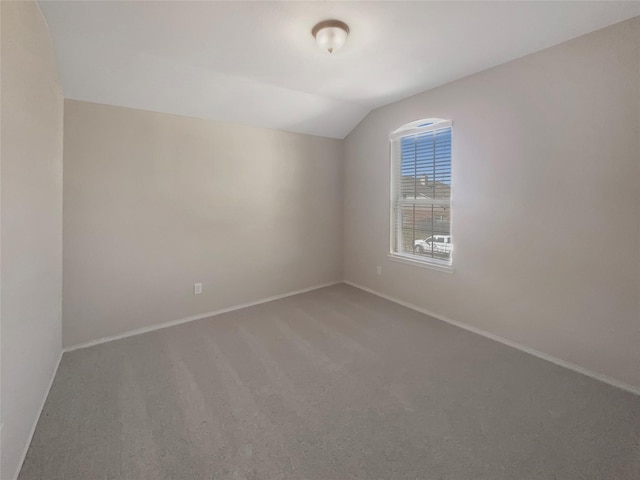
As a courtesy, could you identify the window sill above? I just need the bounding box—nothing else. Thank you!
[387,253,454,274]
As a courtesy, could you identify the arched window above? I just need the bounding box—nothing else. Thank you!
[389,118,453,270]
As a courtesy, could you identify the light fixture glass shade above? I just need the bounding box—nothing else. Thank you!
[312,20,349,54]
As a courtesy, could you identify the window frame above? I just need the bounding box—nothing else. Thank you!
[388,118,454,273]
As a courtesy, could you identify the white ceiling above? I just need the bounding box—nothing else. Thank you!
[39,1,640,139]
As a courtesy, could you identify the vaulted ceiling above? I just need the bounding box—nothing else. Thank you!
[39,1,640,138]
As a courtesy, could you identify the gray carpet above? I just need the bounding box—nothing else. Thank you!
[19,284,640,479]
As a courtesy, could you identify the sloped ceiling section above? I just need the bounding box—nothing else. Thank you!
[39,1,640,138]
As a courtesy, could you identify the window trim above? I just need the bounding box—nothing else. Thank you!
[389,118,454,272]
[389,119,452,140]
[387,252,454,274]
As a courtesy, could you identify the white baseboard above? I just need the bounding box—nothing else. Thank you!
[344,280,640,396]
[12,349,63,480]
[64,280,342,353]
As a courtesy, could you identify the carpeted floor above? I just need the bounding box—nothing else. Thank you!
[19,284,640,479]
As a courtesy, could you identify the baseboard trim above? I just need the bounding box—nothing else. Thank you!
[12,349,63,480]
[63,280,342,353]
[343,280,640,396]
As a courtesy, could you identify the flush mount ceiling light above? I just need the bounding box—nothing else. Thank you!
[312,19,350,54]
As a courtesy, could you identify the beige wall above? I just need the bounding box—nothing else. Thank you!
[344,18,640,388]
[1,2,64,479]
[63,100,343,347]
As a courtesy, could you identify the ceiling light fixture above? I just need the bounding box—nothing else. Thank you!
[312,19,350,54]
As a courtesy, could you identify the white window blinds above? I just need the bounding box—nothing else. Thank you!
[390,119,452,265]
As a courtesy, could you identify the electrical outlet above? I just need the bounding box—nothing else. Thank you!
[376,265,382,276]
[194,282,203,295]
